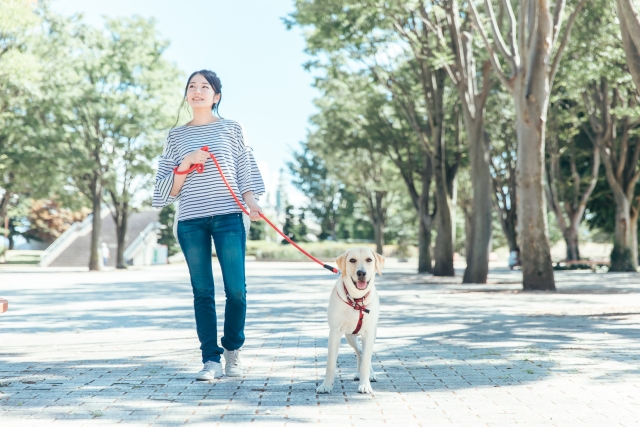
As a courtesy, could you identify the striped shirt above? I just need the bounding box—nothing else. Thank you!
[152,119,265,222]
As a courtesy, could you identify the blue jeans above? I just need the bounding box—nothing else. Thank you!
[177,213,246,363]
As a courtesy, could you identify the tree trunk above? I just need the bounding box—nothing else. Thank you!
[372,191,385,255]
[115,203,129,269]
[418,197,432,273]
[514,99,555,290]
[610,193,636,271]
[89,181,102,271]
[0,189,12,222]
[564,225,580,261]
[463,123,492,283]
[417,154,433,273]
[433,123,455,276]
[616,0,640,95]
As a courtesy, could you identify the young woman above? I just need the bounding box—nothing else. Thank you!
[152,70,265,380]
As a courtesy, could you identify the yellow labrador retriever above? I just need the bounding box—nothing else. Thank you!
[316,248,384,394]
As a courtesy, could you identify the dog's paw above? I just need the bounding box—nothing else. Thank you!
[316,383,333,394]
[353,373,359,381]
[370,372,377,382]
[358,382,373,394]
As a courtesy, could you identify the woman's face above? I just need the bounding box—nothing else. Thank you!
[186,74,220,111]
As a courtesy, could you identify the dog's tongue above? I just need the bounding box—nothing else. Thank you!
[356,280,367,290]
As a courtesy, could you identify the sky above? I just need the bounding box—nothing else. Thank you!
[52,0,317,207]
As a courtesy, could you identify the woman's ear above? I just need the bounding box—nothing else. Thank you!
[335,250,349,276]
[374,252,385,276]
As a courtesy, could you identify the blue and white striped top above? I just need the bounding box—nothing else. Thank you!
[152,119,265,222]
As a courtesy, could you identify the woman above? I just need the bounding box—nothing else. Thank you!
[152,70,265,380]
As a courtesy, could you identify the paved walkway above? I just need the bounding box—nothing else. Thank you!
[1,261,639,426]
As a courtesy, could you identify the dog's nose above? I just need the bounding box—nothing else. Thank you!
[356,270,367,279]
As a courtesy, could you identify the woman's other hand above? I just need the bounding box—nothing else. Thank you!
[247,202,263,221]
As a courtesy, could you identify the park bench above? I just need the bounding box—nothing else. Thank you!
[0,298,7,314]
[553,259,610,271]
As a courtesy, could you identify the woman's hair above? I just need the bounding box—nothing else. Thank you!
[173,69,223,128]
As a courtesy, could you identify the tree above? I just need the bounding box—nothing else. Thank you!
[0,1,55,228]
[561,0,640,271]
[288,1,459,275]
[44,17,179,271]
[99,18,181,268]
[305,72,409,255]
[545,108,600,261]
[288,142,344,240]
[158,204,180,256]
[470,0,587,290]
[395,0,494,281]
[485,88,519,253]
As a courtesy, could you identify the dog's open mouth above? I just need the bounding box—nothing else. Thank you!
[352,278,370,290]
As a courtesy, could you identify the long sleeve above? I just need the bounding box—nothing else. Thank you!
[234,123,266,198]
[152,132,180,208]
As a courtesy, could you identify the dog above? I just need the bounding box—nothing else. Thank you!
[316,248,384,394]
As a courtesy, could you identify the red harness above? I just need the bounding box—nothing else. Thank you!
[337,283,370,334]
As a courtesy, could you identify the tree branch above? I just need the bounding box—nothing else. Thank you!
[550,0,587,89]
[469,1,514,91]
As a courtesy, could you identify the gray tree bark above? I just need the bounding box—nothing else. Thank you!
[514,95,555,289]
[616,0,640,94]
[373,194,385,256]
[444,1,494,283]
[462,120,492,283]
[417,156,434,273]
[89,179,103,271]
[471,0,586,290]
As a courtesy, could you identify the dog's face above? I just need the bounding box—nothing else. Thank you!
[335,248,385,292]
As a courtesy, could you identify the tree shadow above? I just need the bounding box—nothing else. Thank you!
[1,266,639,423]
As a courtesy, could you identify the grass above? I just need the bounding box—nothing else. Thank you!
[242,240,417,261]
[2,250,42,265]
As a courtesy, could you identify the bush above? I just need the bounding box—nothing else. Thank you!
[246,240,375,261]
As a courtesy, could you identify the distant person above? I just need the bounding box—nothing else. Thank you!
[152,70,265,381]
[508,248,521,270]
[101,242,110,267]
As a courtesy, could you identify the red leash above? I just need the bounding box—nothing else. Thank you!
[173,146,340,274]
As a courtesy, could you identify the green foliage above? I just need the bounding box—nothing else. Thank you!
[281,204,309,244]
[248,221,265,241]
[157,205,180,256]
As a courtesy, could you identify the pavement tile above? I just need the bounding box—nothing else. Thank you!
[1,262,640,426]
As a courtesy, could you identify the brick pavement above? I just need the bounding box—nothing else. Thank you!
[0,261,639,426]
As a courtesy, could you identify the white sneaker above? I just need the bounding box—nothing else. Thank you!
[224,349,243,377]
[195,361,223,381]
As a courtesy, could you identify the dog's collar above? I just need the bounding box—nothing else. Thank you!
[337,282,371,334]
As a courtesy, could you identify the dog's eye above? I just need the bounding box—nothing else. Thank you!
[349,259,356,263]
[366,258,372,262]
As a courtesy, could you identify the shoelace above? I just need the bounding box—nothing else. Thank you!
[227,350,241,367]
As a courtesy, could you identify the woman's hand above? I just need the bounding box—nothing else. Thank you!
[184,149,210,167]
[247,202,263,221]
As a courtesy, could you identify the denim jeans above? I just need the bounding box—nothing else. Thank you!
[177,212,246,363]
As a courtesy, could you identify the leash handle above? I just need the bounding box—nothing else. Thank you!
[173,146,340,274]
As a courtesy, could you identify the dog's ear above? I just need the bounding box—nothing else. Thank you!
[335,250,349,275]
[374,252,385,276]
